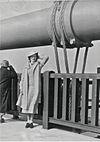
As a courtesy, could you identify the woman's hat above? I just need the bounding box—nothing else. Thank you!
[27,51,38,58]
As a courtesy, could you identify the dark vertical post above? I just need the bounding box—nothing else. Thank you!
[81,78,89,124]
[43,71,50,129]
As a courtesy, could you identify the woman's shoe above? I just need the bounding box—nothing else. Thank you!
[29,123,34,128]
[0,118,5,123]
[25,123,30,128]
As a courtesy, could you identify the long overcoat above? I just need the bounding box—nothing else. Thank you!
[16,58,47,114]
[0,66,17,113]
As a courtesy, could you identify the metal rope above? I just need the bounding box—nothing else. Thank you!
[82,47,89,74]
[51,1,61,73]
[59,0,69,73]
[73,48,80,73]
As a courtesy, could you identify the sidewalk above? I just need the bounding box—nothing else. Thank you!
[0,114,99,141]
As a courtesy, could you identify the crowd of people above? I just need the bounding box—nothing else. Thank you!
[0,51,49,128]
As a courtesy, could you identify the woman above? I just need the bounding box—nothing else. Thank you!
[17,51,49,128]
[0,60,18,123]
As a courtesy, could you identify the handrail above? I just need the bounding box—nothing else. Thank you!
[50,73,100,79]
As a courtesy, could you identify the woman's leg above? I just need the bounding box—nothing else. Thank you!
[25,114,30,128]
[26,114,33,123]
[29,114,34,128]
[30,114,33,123]
[27,114,30,123]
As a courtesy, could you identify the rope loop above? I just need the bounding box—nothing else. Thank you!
[51,1,62,46]
[50,1,62,73]
[59,1,70,73]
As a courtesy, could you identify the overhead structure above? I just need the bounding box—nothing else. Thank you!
[0,0,100,50]
[0,0,100,73]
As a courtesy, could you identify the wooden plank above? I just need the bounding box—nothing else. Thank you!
[81,78,87,124]
[50,73,100,80]
[62,78,67,120]
[57,79,63,118]
[43,71,50,129]
[54,78,58,119]
[75,79,81,122]
[49,117,100,134]
[91,79,99,126]
[71,78,76,122]
[85,79,89,124]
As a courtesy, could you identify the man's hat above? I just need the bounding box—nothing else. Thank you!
[0,60,9,67]
[27,51,38,58]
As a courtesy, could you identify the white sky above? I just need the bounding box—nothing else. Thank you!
[0,1,100,73]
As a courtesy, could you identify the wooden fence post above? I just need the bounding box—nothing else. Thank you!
[11,78,18,111]
[43,71,50,129]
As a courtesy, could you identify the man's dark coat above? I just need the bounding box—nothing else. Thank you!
[0,66,17,113]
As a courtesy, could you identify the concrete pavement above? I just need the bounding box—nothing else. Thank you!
[0,114,99,141]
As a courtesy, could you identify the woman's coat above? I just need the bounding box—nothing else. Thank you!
[17,56,48,114]
[0,66,17,113]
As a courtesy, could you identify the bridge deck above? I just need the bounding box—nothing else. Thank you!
[0,114,99,141]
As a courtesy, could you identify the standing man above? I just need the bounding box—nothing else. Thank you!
[0,60,19,123]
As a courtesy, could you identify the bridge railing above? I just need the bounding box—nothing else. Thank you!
[43,71,100,133]
[11,73,43,118]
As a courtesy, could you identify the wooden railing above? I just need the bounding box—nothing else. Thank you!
[43,71,100,133]
[12,73,43,117]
